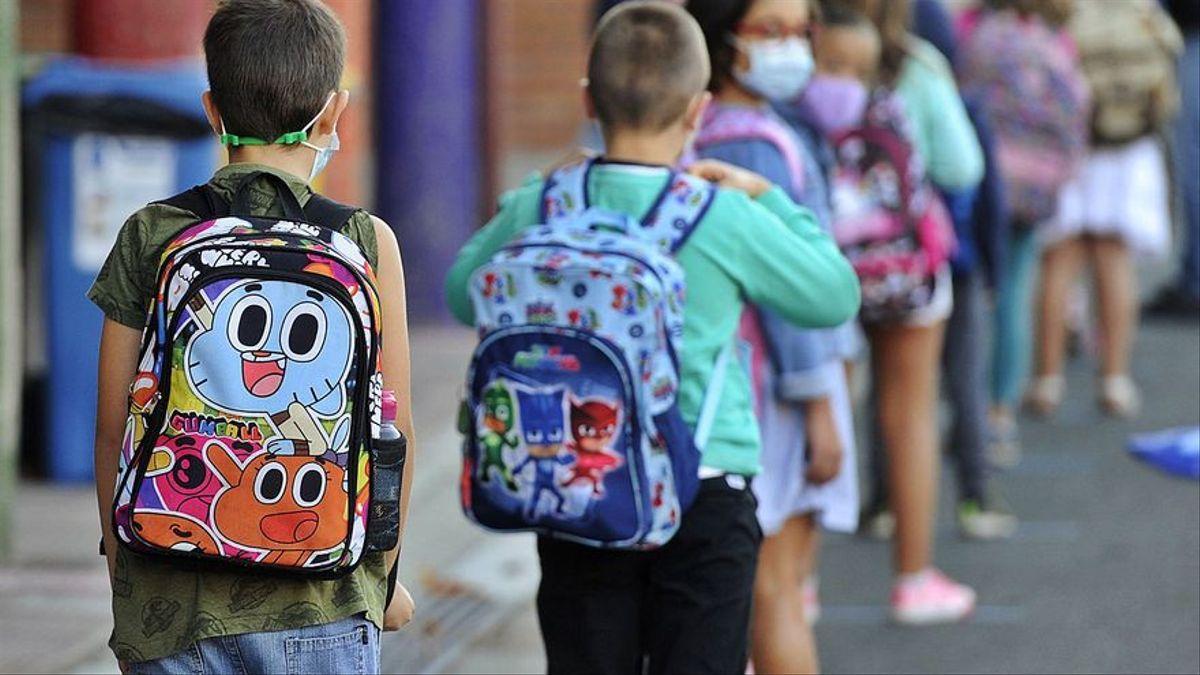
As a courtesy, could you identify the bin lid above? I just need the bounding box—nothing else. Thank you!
[22,57,211,137]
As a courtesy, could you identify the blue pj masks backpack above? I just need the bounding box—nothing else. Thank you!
[110,172,403,579]
[462,159,732,549]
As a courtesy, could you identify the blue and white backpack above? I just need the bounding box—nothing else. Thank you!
[460,159,730,549]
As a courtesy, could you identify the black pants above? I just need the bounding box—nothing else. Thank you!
[536,477,762,675]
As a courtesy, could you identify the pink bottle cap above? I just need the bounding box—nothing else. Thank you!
[382,390,397,423]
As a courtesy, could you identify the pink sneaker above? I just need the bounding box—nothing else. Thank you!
[801,577,821,625]
[890,569,976,625]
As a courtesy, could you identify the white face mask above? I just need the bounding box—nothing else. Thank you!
[300,93,339,182]
[732,36,815,103]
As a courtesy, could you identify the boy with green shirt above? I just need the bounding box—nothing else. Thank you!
[89,1,415,671]
[444,2,859,672]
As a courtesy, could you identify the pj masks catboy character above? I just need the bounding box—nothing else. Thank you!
[479,382,520,491]
[512,386,573,518]
[185,280,354,456]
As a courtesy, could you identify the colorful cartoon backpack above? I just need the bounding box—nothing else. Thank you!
[461,158,729,549]
[111,171,402,578]
[830,92,955,323]
[959,9,1090,225]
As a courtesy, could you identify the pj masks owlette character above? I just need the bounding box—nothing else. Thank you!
[561,398,623,497]
[478,382,519,491]
[206,444,348,566]
[512,386,573,518]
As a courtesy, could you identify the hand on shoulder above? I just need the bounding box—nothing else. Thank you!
[686,159,772,198]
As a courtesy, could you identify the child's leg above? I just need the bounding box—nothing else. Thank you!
[1035,237,1087,381]
[942,272,989,503]
[536,537,646,674]
[750,515,820,675]
[871,321,945,574]
[646,478,760,675]
[1088,235,1136,378]
[991,227,1040,412]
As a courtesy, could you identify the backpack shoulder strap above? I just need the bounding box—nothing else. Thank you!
[642,171,716,254]
[692,105,807,197]
[152,184,227,220]
[303,193,361,231]
[539,159,595,224]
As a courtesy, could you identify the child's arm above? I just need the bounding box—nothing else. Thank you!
[444,181,542,325]
[94,319,142,581]
[906,43,984,191]
[371,217,416,577]
[689,160,860,329]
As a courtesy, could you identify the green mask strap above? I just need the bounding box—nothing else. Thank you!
[219,129,309,147]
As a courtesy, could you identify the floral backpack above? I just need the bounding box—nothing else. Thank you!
[830,92,956,323]
[111,172,402,578]
[461,158,731,549]
[959,9,1090,225]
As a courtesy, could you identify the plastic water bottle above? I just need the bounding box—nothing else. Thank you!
[380,390,402,441]
[368,390,405,553]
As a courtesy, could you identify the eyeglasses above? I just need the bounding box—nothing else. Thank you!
[733,21,813,41]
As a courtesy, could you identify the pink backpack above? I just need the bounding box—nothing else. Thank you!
[687,103,807,197]
[959,10,1089,224]
[830,93,955,323]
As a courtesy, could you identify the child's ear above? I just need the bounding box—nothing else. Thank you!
[201,91,223,138]
[314,89,351,138]
[581,79,597,121]
[683,91,712,133]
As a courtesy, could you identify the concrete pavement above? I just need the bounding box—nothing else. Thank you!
[2,317,1196,674]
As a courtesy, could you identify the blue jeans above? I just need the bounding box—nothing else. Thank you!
[1175,32,1200,299]
[129,614,380,675]
[991,226,1040,407]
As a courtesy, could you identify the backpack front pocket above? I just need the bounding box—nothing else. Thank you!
[117,265,372,576]
[463,326,652,547]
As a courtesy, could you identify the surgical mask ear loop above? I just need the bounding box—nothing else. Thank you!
[300,93,340,182]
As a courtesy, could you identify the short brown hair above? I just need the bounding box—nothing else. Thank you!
[204,0,346,143]
[832,0,911,84]
[587,1,711,132]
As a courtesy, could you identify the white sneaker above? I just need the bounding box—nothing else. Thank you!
[860,509,895,541]
[1100,375,1141,418]
[801,576,821,625]
[890,569,976,626]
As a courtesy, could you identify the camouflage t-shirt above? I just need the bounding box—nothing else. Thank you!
[87,163,386,664]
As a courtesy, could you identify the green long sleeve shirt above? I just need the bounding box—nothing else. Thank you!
[445,163,860,475]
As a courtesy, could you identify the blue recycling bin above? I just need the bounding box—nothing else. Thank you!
[23,58,216,481]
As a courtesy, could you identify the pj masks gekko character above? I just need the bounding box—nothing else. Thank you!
[512,386,573,518]
[479,382,519,491]
[185,280,355,456]
[561,398,623,497]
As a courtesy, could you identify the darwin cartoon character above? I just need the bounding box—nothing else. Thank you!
[478,382,520,491]
[185,280,355,456]
[512,386,573,518]
[561,398,623,497]
[206,443,349,566]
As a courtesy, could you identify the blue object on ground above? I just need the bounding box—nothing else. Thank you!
[1127,426,1200,479]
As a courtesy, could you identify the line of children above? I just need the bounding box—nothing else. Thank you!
[445,3,861,673]
[827,0,981,624]
[684,0,860,671]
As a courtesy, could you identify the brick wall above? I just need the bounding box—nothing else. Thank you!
[484,0,593,195]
